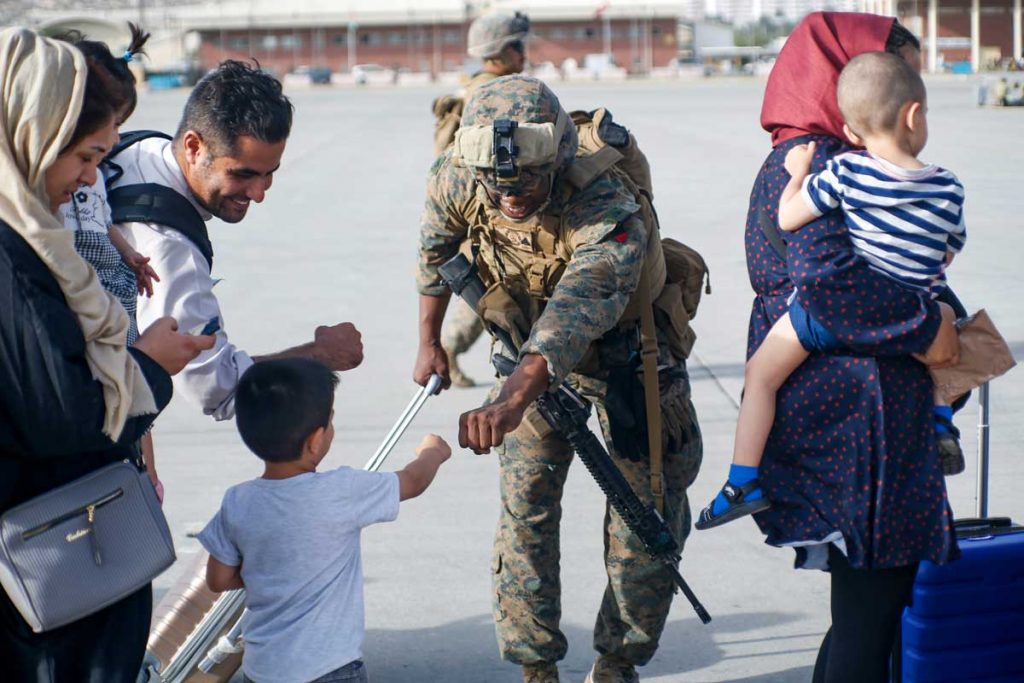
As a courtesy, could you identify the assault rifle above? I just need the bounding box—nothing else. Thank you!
[439,254,711,624]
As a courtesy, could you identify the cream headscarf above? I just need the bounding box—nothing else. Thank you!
[0,27,157,439]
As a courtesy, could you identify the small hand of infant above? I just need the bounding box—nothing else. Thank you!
[416,434,452,463]
[126,251,161,298]
[784,141,817,179]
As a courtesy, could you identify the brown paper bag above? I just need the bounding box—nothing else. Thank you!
[931,309,1018,405]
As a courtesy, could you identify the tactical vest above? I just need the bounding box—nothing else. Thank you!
[464,108,708,368]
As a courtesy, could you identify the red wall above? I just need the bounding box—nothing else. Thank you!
[899,0,1020,67]
[527,18,678,72]
[197,17,679,76]
[199,24,468,76]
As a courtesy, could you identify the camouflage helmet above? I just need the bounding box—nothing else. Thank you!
[456,75,578,178]
[467,11,530,59]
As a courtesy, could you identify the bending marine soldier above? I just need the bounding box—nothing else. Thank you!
[431,10,530,387]
[413,76,703,683]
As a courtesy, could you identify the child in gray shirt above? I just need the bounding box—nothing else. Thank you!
[198,359,450,683]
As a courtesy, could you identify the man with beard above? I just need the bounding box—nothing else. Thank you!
[109,60,363,420]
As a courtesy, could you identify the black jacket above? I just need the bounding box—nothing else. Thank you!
[0,218,172,514]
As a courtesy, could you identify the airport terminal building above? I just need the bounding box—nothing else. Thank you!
[179,0,682,77]
[22,0,1023,77]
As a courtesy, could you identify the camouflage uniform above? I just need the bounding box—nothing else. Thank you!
[417,76,703,672]
[431,71,501,157]
[433,74,497,387]
[433,11,530,384]
[440,291,485,357]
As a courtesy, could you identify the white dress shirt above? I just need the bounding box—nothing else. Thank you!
[109,137,254,420]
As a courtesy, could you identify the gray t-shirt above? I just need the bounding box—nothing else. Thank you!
[198,468,400,682]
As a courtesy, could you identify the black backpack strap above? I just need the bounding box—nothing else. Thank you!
[113,130,172,157]
[108,183,213,270]
[103,130,173,185]
[758,208,788,260]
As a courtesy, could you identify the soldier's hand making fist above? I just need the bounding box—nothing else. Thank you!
[458,353,548,453]
[459,399,525,453]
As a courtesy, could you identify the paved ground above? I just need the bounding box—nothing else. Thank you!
[130,76,1023,682]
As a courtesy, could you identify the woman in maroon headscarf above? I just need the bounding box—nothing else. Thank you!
[744,13,960,682]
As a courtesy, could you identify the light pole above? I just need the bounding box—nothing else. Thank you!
[603,13,612,57]
[348,20,357,71]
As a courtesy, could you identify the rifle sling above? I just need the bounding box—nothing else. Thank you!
[637,268,664,514]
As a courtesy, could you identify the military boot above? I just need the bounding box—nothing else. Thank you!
[584,654,639,683]
[522,661,560,683]
[445,347,476,388]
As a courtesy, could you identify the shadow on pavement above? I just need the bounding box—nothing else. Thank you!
[698,665,815,682]
[361,609,810,682]
[691,361,745,381]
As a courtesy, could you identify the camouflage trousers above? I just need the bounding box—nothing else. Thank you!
[441,297,485,355]
[489,353,702,666]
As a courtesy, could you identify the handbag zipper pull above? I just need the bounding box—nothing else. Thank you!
[87,504,103,567]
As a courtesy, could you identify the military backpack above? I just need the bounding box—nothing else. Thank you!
[566,108,710,359]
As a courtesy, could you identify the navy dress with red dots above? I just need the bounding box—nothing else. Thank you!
[747,134,959,571]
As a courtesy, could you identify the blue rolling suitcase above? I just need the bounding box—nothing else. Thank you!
[896,384,1024,683]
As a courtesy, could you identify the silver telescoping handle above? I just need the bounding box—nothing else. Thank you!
[195,374,445,675]
[166,587,246,680]
[364,374,443,472]
[976,382,991,518]
[195,614,245,673]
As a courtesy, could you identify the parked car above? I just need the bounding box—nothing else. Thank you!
[144,64,203,90]
[290,65,332,84]
[530,61,562,82]
[351,63,396,85]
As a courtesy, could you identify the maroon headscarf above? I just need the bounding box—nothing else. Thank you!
[761,12,895,146]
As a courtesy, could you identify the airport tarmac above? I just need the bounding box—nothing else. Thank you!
[130,75,1023,682]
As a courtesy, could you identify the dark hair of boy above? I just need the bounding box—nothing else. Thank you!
[175,59,294,156]
[235,359,339,463]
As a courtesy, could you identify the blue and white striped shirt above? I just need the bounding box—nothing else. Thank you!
[801,151,966,297]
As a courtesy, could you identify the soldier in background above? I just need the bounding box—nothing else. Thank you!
[432,11,530,155]
[414,76,703,683]
[431,11,530,387]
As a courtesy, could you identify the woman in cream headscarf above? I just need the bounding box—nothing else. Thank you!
[0,27,211,679]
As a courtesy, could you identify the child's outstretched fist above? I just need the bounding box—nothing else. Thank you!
[400,434,452,500]
[416,433,452,462]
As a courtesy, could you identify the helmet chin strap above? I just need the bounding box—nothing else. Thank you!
[494,173,555,223]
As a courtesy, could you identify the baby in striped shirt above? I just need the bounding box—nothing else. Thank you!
[698,51,966,530]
